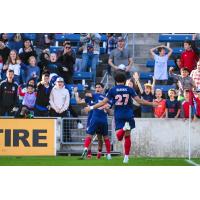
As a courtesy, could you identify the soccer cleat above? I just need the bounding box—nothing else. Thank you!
[106,154,112,160]
[77,122,84,129]
[80,148,88,160]
[123,122,131,131]
[87,153,92,159]
[97,152,102,159]
[123,155,129,164]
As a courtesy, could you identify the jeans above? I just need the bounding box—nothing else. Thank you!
[81,53,99,84]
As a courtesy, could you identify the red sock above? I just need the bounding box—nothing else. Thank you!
[124,135,131,155]
[104,138,111,154]
[84,136,91,148]
[116,129,125,141]
[87,149,92,155]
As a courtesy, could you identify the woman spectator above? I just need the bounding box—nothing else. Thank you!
[2,50,21,83]
[19,39,37,65]
[0,33,8,46]
[57,42,75,84]
[25,56,40,83]
[190,60,200,89]
[0,39,10,64]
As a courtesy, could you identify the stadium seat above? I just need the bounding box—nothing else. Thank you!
[23,33,36,41]
[73,72,93,80]
[159,34,193,42]
[155,85,176,93]
[146,60,176,68]
[172,47,200,55]
[49,46,63,53]
[7,33,14,40]
[66,84,84,92]
[140,72,154,80]
[54,34,67,42]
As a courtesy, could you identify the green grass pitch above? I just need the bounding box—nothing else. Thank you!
[0,156,198,166]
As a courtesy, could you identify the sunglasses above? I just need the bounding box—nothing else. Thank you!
[65,46,71,49]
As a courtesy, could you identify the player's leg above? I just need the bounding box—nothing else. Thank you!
[115,119,131,141]
[96,134,103,159]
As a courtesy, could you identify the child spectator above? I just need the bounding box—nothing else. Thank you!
[138,79,155,118]
[193,89,200,119]
[26,56,40,83]
[190,60,200,89]
[169,67,196,103]
[180,40,199,73]
[3,50,21,84]
[181,89,195,119]
[153,89,166,118]
[166,89,181,118]
[150,45,173,85]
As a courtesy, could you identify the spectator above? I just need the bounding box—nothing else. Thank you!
[44,53,61,75]
[26,56,40,83]
[0,55,3,80]
[106,33,117,55]
[8,33,24,52]
[2,50,21,83]
[0,39,10,64]
[57,42,75,84]
[0,33,8,46]
[190,60,200,89]
[49,77,70,117]
[153,89,166,118]
[175,56,182,71]
[38,49,50,75]
[108,37,133,79]
[19,39,37,65]
[181,89,195,119]
[166,89,181,118]
[150,45,173,85]
[169,67,196,102]
[35,72,52,117]
[80,33,101,85]
[0,70,18,116]
[193,89,200,119]
[138,79,155,118]
[180,40,199,73]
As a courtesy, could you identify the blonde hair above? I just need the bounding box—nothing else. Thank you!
[28,56,36,64]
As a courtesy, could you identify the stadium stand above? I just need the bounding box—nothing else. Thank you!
[158,34,193,42]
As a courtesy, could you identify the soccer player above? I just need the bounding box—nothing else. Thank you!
[85,72,157,163]
[80,83,112,160]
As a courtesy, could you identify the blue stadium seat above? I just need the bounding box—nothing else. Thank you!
[140,72,153,80]
[101,34,107,41]
[155,85,176,93]
[23,33,36,41]
[7,33,14,40]
[146,60,176,68]
[66,84,84,92]
[55,34,66,42]
[172,47,200,55]
[73,72,93,80]
[159,34,193,42]
[70,98,77,105]
[49,46,63,53]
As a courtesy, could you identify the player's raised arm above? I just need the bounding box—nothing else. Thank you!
[133,95,158,107]
[84,97,109,112]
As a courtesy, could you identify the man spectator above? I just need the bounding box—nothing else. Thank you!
[106,33,117,55]
[108,37,133,79]
[190,60,200,89]
[80,33,101,85]
[0,39,10,64]
[180,40,199,73]
[35,72,52,116]
[57,42,75,84]
[49,77,70,117]
[0,69,18,116]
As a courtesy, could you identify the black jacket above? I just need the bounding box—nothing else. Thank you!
[0,79,18,107]
[0,46,10,64]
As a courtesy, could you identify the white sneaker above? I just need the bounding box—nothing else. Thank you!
[106,154,112,160]
[123,155,129,164]
[77,122,84,129]
[123,122,131,131]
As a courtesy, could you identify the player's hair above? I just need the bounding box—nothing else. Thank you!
[95,82,104,88]
[114,72,126,84]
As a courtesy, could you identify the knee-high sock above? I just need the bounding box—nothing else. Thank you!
[124,135,131,155]
[104,138,111,154]
[84,136,91,148]
[116,129,125,141]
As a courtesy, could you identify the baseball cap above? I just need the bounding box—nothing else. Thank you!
[56,77,64,82]
[117,37,125,42]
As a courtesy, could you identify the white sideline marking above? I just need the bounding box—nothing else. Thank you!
[185,159,199,166]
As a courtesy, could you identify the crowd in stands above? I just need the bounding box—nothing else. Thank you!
[0,33,200,121]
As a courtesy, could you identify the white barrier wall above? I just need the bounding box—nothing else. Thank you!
[113,118,200,157]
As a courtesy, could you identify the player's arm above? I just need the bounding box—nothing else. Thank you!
[133,96,158,107]
[74,87,85,104]
[85,97,109,112]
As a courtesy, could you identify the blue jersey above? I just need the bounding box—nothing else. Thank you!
[166,99,181,118]
[141,92,154,113]
[106,85,137,120]
[85,95,95,128]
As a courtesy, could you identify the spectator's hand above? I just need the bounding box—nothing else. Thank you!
[12,107,19,112]
[73,87,78,93]
[62,67,68,72]
[85,92,92,97]
[16,59,21,64]
[84,106,91,113]
[25,47,32,52]
[192,34,197,41]
[3,64,8,70]
[125,66,131,72]
[152,102,159,107]
[169,67,174,73]
[133,72,139,81]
